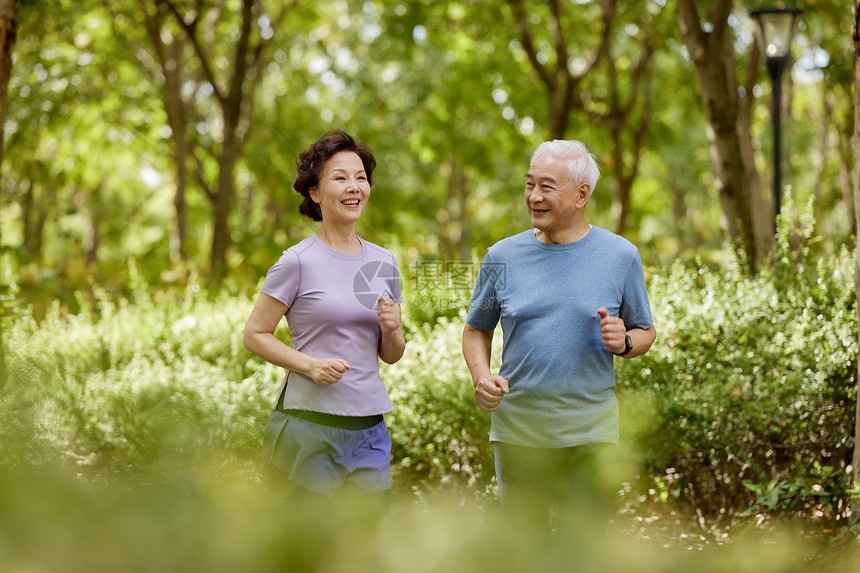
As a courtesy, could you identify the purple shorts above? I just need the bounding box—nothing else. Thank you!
[267,414,392,497]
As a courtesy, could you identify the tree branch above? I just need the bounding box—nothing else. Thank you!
[162,0,226,104]
[507,0,556,90]
[620,36,655,119]
[584,0,616,79]
[546,0,568,77]
[676,0,707,63]
[239,1,296,143]
[192,149,216,202]
[225,0,255,123]
[564,0,615,112]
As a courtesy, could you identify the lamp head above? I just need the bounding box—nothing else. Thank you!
[751,7,803,61]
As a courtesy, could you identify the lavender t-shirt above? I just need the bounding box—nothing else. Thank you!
[261,233,402,416]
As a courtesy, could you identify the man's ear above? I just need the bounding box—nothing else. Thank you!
[576,183,591,207]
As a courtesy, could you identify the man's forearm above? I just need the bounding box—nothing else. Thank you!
[621,325,657,359]
[462,325,494,386]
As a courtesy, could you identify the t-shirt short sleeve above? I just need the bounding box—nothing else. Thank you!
[389,253,404,305]
[466,250,501,331]
[260,250,300,308]
[619,249,653,331]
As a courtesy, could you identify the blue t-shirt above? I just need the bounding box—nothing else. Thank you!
[466,227,653,448]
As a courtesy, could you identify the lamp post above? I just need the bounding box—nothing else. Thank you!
[751,7,802,235]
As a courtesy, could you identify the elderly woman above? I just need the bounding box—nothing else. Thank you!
[244,131,405,500]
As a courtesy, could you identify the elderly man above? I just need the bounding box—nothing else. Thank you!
[462,140,656,521]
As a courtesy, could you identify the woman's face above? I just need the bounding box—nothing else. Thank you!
[310,151,371,224]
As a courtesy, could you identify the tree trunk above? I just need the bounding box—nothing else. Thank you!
[211,135,239,275]
[84,185,102,268]
[838,132,856,239]
[850,0,860,487]
[810,91,834,225]
[446,155,470,262]
[677,0,769,272]
[22,180,47,264]
[140,3,191,265]
[547,80,573,141]
[0,0,14,170]
[737,39,771,261]
[609,130,633,236]
[0,0,17,390]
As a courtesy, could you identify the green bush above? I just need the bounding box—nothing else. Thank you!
[1,283,280,481]
[617,209,858,521]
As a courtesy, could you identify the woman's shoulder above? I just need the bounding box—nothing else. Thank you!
[266,235,318,272]
[359,238,398,262]
[288,234,321,255]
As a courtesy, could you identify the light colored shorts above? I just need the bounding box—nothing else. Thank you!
[267,414,392,497]
[493,441,610,509]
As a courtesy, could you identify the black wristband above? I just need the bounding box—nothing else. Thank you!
[613,334,633,356]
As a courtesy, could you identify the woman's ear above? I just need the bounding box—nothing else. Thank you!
[309,186,320,204]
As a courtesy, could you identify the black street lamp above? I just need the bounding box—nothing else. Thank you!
[751,6,803,235]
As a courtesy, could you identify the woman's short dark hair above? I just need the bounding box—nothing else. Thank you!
[294,130,377,222]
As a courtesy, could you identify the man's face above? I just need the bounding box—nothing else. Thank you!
[524,153,588,234]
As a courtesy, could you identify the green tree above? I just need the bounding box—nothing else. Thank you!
[137,1,194,266]
[787,0,855,242]
[0,0,15,388]
[852,0,860,486]
[677,0,771,271]
[504,0,668,236]
[3,1,170,300]
[0,0,14,171]
[0,0,851,301]
[149,0,291,276]
[346,0,532,260]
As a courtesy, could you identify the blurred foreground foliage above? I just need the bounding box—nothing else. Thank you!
[1,212,859,569]
[1,466,855,573]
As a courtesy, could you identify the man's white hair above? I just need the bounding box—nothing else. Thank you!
[530,140,600,197]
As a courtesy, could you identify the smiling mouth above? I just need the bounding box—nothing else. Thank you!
[342,199,360,206]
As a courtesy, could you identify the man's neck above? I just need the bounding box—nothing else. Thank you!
[534,223,592,245]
